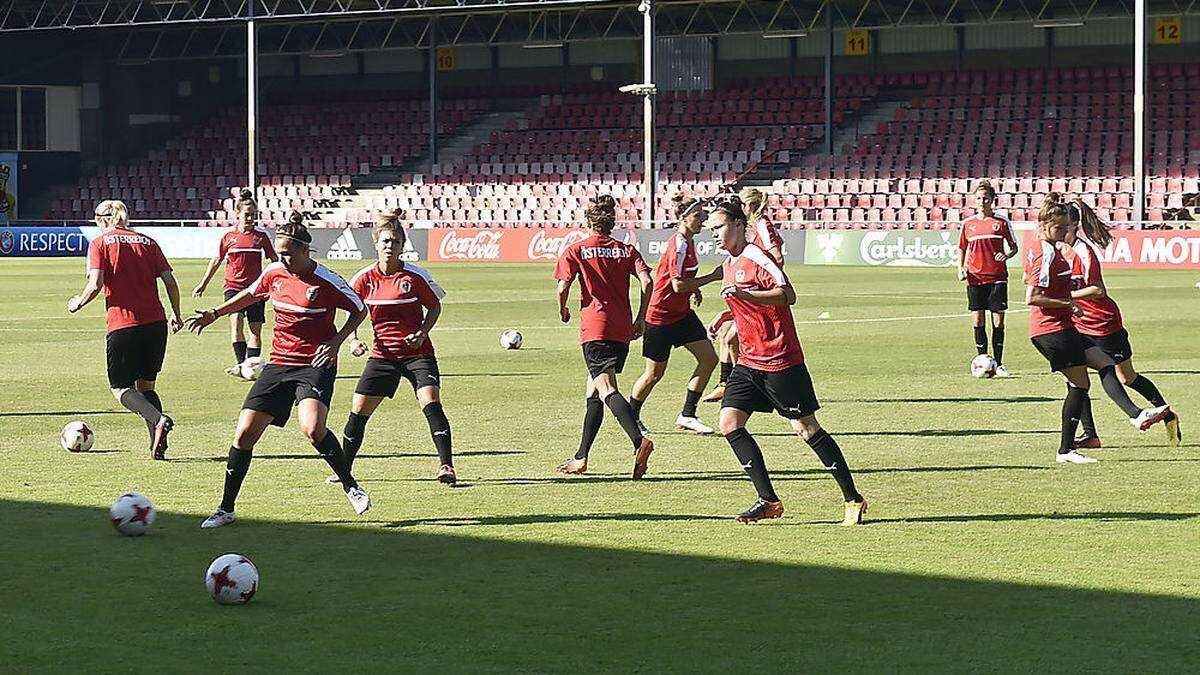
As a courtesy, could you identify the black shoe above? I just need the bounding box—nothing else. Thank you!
[152,415,173,460]
[735,499,784,523]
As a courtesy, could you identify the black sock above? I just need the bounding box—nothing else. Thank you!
[342,412,369,467]
[1098,365,1141,418]
[232,341,247,363]
[576,395,604,460]
[1127,374,1166,407]
[604,392,645,449]
[682,389,702,418]
[1077,385,1098,438]
[119,389,163,428]
[805,429,862,502]
[991,326,1005,365]
[246,346,261,359]
[725,428,778,502]
[1061,386,1088,453]
[423,402,453,467]
[314,430,358,491]
[629,396,645,421]
[220,446,253,512]
[719,361,733,384]
[973,326,988,355]
[141,390,164,437]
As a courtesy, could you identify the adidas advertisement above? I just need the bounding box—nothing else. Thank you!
[310,228,427,262]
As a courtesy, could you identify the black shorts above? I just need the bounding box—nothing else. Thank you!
[967,282,1008,312]
[1088,329,1133,364]
[721,363,820,420]
[224,288,266,324]
[642,312,709,362]
[105,321,168,388]
[1030,329,1093,373]
[243,364,336,427]
[356,356,441,398]
[582,340,630,378]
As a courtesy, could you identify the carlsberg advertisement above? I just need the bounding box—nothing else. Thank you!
[803,230,983,267]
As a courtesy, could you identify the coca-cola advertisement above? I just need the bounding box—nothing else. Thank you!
[428,228,635,263]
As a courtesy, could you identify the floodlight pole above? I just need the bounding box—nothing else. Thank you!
[247,3,258,201]
[1133,0,1147,224]
[641,0,656,228]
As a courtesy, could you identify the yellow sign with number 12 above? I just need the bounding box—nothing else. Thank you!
[1154,18,1182,45]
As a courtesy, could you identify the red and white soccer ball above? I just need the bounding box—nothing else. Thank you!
[110,493,156,536]
[499,328,523,350]
[206,553,259,605]
[61,421,95,453]
[239,356,265,381]
[970,354,998,379]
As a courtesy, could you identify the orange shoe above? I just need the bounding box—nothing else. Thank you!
[701,383,726,403]
[632,436,655,479]
[736,499,784,523]
[436,464,457,485]
[558,456,588,474]
[1073,435,1102,450]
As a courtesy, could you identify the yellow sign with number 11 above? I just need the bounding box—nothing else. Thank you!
[845,30,870,56]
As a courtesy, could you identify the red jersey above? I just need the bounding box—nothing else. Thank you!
[219,227,277,291]
[553,234,650,344]
[350,262,445,361]
[646,232,700,326]
[1065,237,1123,337]
[86,227,172,332]
[721,244,804,372]
[249,262,364,367]
[746,215,783,259]
[959,213,1017,285]
[1023,239,1075,338]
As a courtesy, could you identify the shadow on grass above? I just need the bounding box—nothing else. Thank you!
[167,450,525,463]
[756,429,1056,438]
[335,372,543,381]
[4,499,1196,670]
[1139,369,1200,375]
[860,512,1200,525]
[0,409,126,418]
[374,512,729,528]
[828,396,1059,404]
[455,465,1050,487]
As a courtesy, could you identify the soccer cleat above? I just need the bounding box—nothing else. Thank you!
[675,415,715,435]
[994,365,1011,378]
[636,419,652,437]
[437,464,457,485]
[324,474,341,485]
[151,415,173,461]
[1130,404,1171,431]
[346,486,372,515]
[1073,435,1102,450]
[701,383,725,402]
[1165,413,1182,447]
[1056,450,1098,464]
[224,365,241,377]
[201,509,236,529]
[840,498,868,526]
[735,499,784,523]
[558,456,587,474]
[632,436,655,479]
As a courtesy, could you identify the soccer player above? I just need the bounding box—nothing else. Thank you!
[184,212,371,527]
[1024,203,1171,464]
[957,180,1018,377]
[706,198,866,526]
[554,195,656,478]
[67,200,183,460]
[628,194,722,435]
[192,189,278,376]
[1050,195,1181,448]
[336,208,456,484]
[703,186,782,402]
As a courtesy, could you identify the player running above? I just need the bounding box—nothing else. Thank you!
[706,198,866,525]
[554,195,656,478]
[1050,195,1181,448]
[1024,203,1171,464]
[184,212,371,527]
[704,186,782,402]
[627,194,722,435]
[67,200,183,460]
[335,209,456,485]
[957,180,1018,377]
[192,189,278,376]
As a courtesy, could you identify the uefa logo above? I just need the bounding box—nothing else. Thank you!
[0,229,13,255]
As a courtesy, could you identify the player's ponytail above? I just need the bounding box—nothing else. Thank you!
[94,199,129,228]
[374,207,408,246]
[671,193,702,221]
[1074,198,1112,248]
[737,187,767,222]
[236,188,258,216]
[585,195,617,235]
[712,196,748,228]
[276,210,312,246]
[1037,197,1069,239]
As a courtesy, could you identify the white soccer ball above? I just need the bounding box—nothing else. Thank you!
[970,354,998,379]
[499,328,523,350]
[61,421,95,452]
[239,356,265,381]
[206,553,260,605]
[110,493,156,536]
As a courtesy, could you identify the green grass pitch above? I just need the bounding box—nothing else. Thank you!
[2,258,1197,672]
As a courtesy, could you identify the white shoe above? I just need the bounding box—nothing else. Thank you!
[1056,450,1098,464]
[224,365,241,377]
[636,419,652,437]
[201,509,237,528]
[994,365,1011,378]
[324,474,341,485]
[1131,404,1171,431]
[675,415,715,435]
[346,486,371,515]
